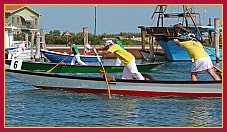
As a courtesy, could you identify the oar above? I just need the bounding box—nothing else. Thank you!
[213,65,222,73]
[47,55,70,73]
[93,48,112,100]
[213,65,222,78]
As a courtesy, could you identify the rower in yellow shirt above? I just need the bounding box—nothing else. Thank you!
[174,33,220,81]
[96,40,145,80]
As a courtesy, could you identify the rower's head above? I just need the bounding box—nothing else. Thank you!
[104,40,114,49]
[186,33,196,41]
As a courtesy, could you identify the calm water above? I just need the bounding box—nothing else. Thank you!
[5,60,222,127]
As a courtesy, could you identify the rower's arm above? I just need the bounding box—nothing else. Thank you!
[173,39,181,46]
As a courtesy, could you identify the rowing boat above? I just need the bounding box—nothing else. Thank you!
[40,49,103,63]
[5,59,162,73]
[6,69,222,97]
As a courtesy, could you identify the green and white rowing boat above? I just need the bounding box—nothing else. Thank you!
[5,59,162,73]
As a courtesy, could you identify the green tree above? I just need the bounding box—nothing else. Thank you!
[13,33,24,41]
[49,30,61,37]
[44,29,145,45]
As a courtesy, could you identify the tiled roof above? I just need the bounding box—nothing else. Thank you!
[5,5,26,12]
[5,5,41,16]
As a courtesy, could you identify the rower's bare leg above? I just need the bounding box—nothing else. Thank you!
[207,68,221,81]
[191,72,198,81]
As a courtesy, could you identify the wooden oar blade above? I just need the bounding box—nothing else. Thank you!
[47,55,69,73]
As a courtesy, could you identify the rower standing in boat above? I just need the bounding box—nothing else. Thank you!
[84,41,92,55]
[115,37,125,66]
[95,40,145,80]
[173,33,221,81]
[10,42,26,59]
[68,42,87,65]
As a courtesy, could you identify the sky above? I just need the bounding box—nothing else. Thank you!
[29,5,222,35]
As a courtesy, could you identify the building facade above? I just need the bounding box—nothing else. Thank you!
[5,5,41,34]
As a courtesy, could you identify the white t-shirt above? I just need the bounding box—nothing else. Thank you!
[85,44,91,53]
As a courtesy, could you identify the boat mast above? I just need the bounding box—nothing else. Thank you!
[151,5,167,27]
[183,5,203,42]
[94,5,97,46]
[182,5,189,29]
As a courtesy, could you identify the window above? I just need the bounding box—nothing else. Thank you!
[35,18,38,25]
[17,17,20,23]
[12,17,14,24]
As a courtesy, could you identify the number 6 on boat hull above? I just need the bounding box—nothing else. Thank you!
[9,59,23,70]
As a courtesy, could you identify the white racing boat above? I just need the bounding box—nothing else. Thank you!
[6,69,222,98]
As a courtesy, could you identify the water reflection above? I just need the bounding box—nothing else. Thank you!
[186,98,222,126]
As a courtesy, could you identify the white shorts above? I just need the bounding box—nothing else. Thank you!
[122,58,145,80]
[191,57,213,72]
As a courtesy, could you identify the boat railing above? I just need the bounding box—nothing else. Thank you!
[139,26,176,37]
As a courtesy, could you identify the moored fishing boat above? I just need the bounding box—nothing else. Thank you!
[139,49,166,61]
[41,49,103,63]
[5,59,162,73]
[5,25,34,61]
[138,5,222,62]
[6,69,222,97]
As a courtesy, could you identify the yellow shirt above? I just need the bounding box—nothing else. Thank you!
[180,40,209,62]
[108,44,134,65]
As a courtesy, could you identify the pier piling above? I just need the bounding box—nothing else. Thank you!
[83,27,88,55]
[214,18,220,64]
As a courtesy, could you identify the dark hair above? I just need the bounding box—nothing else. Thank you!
[115,37,120,40]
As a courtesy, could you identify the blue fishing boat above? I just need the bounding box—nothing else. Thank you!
[5,47,16,51]
[41,49,103,63]
[139,5,222,62]
[156,35,222,62]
